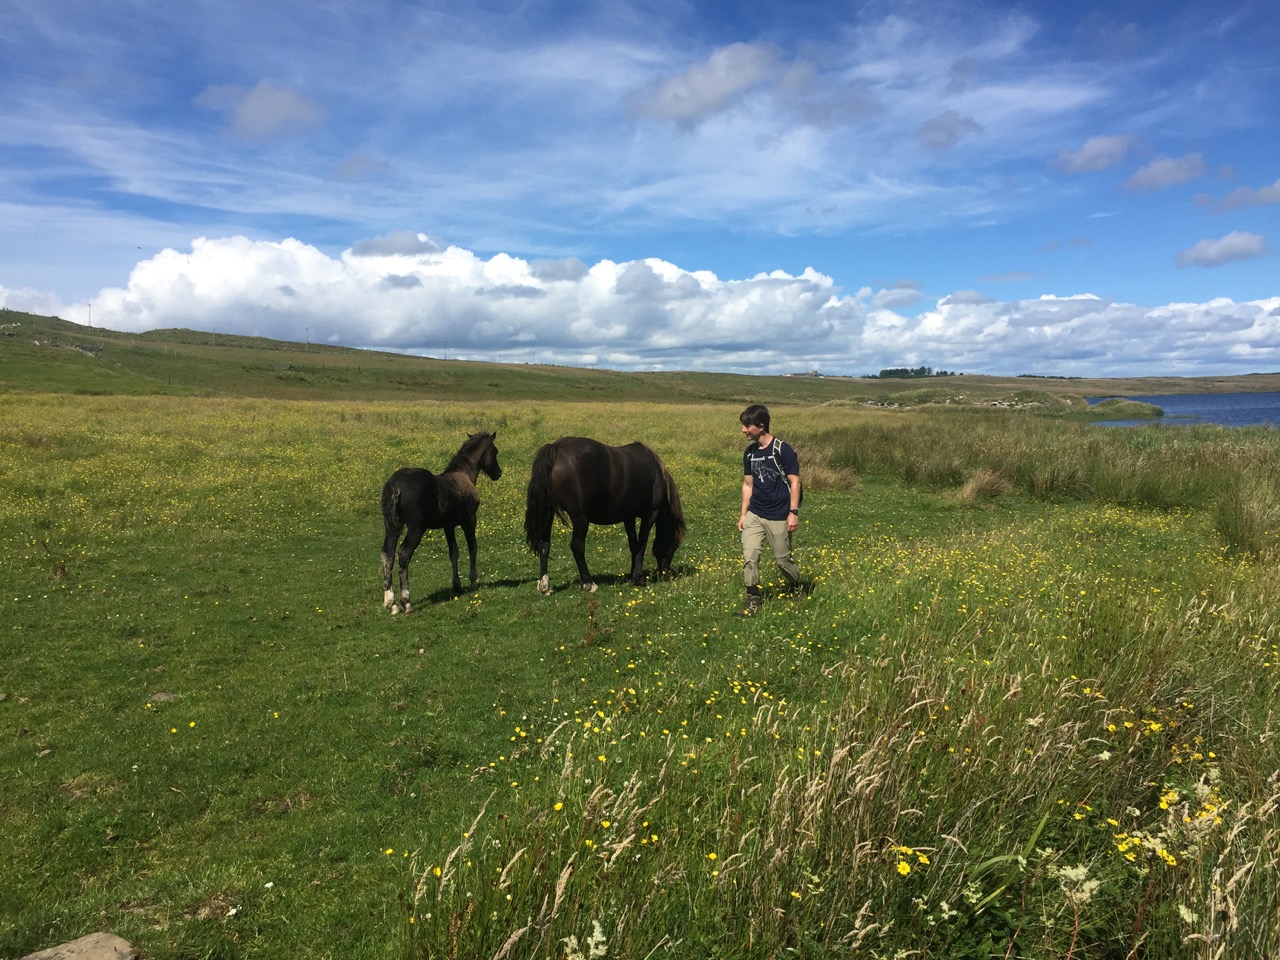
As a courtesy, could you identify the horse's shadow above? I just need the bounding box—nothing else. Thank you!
[401,563,698,609]
[517,562,696,595]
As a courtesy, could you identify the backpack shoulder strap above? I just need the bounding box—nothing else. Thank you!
[771,438,803,504]
[769,437,785,475]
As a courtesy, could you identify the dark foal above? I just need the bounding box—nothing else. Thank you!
[380,431,501,613]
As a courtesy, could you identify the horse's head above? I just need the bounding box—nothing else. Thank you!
[652,470,686,574]
[479,432,502,481]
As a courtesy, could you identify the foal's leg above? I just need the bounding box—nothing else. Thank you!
[394,525,427,614]
[463,519,479,588]
[569,517,596,592]
[381,523,402,610]
[443,526,463,595]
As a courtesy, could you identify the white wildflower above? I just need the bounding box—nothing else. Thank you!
[564,919,608,960]
[1056,864,1101,908]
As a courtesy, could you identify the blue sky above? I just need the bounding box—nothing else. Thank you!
[2,0,1278,376]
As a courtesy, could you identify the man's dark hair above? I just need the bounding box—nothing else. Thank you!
[740,404,770,431]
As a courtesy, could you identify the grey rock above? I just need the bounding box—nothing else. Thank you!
[20,933,138,960]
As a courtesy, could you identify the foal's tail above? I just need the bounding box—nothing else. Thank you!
[524,442,564,552]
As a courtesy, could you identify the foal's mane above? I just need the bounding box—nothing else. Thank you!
[445,431,494,473]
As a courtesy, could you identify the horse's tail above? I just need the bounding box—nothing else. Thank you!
[524,442,564,552]
[381,474,404,534]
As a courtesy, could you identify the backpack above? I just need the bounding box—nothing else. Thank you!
[765,437,803,507]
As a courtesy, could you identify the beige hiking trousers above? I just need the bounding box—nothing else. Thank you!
[741,511,801,589]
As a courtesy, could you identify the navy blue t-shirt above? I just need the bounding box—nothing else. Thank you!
[744,439,799,521]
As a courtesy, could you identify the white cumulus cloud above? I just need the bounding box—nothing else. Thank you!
[863,292,1280,376]
[1176,231,1268,268]
[1124,153,1205,191]
[639,42,779,126]
[71,234,1280,378]
[89,236,863,372]
[0,284,75,319]
[1053,134,1133,174]
[1216,178,1280,211]
[918,111,983,150]
[194,79,323,141]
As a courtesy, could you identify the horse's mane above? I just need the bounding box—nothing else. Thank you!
[446,431,494,473]
[646,446,687,543]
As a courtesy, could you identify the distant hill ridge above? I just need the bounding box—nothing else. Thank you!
[4,308,1279,404]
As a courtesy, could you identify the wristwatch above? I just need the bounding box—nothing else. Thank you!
[788,508,799,515]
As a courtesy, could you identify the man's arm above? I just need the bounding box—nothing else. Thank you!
[738,474,753,531]
[786,474,801,532]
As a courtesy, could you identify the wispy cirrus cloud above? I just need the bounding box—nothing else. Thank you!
[2,0,1279,377]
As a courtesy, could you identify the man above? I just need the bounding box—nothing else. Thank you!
[735,403,802,617]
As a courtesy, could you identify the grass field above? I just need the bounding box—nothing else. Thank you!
[2,386,1280,957]
[3,317,1280,958]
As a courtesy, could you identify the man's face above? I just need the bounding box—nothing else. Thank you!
[741,421,766,443]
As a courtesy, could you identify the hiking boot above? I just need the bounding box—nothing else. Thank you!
[733,594,763,618]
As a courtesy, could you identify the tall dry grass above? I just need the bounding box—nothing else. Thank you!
[796,411,1280,555]
[405,540,1280,959]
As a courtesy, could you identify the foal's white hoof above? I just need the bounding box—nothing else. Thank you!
[390,604,401,616]
[581,582,598,593]
[537,576,552,595]
[383,589,395,610]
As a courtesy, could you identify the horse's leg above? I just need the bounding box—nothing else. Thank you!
[532,516,553,594]
[569,516,596,592]
[443,526,463,595]
[394,525,427,614]
[463,517,479,589]
[632,514,657,586]
[381,523,402,610]
[623,518,644,586]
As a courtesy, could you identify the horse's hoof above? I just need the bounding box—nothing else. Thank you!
[383,590,395,609]
[390,604,401,615]
[582,582,598,593]
[537,576,551,595]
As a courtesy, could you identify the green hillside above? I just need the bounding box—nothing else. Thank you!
[5,307,1280,404]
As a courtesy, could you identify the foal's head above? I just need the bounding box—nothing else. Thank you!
[476,432,502,481]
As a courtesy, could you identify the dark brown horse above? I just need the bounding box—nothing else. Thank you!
[380,432,501,613]
[523,436,686,594]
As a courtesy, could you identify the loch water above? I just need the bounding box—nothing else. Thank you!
[1087,392,1280,428]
